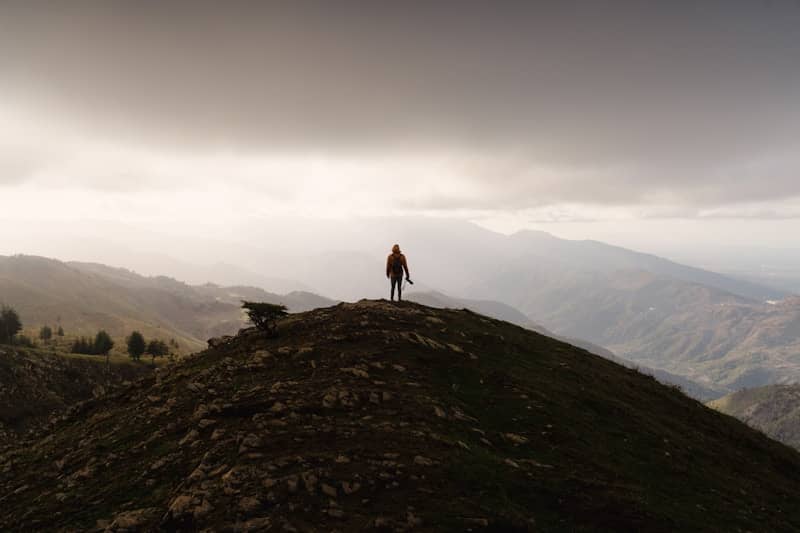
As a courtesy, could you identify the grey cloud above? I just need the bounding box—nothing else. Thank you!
[1,1,800,209]
[0,151,42,184]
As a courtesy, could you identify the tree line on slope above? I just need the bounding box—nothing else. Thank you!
[0,301,285,361]
[70,331,116,356]
[125,331,174,365]
[0,304,177,366]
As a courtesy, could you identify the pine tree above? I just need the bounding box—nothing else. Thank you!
[94,330,114,355]
[146,339,169,365]
[0,306,22,344]
[39,325,53,342]
[127,331,146,361]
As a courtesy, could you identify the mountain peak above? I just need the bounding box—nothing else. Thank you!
[507,229,558,241]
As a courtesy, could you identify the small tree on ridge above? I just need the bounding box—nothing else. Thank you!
[241,301,288,337]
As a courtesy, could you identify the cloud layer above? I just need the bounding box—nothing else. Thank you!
[1,1,800,219]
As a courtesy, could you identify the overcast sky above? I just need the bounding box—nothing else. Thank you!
[1,1,799,252]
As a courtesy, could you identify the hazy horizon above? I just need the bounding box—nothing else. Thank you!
[1,214,798,302]
[2,1,800,263]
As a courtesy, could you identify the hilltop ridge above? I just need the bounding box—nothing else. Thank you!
[1,300,800,531]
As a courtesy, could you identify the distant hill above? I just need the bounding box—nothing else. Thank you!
[710,384,800,450]
[504,230,785,302]
[3,300,800,531]
[476,263,800,391]
[0,255,336,353]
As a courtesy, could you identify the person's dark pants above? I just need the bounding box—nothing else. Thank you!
[391,276,403,301]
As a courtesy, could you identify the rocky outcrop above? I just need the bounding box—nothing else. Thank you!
[0,346,150,443]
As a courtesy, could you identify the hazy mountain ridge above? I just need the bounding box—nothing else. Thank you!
[505,230,785,301]
[2,300,800,531]
[225,219,786,302]
[476,263,800,390]
[0,255,336,352]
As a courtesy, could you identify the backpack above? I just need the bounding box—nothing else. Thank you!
[391,254,404,276]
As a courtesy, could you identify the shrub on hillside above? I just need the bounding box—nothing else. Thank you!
[14,334,36,348]
[39,325,53,342]
[127,331,146,361]
[94,330,114,356]
[146,339,169,365]
[0,305,22,344]
[242,301,288,336]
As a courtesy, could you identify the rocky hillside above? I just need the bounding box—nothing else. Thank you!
[2,301,800,531]
[710,384,800,450]
[407,291,723,400]
[0,346,150,443]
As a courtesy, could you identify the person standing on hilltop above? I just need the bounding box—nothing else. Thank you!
[386,244,411,301]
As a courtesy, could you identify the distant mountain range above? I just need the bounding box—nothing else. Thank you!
[443,230,798,392]
[477,261,800,390]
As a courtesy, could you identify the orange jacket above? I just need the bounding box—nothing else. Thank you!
[386,253,409,279]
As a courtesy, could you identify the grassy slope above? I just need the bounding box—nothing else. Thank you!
[1,301,799,531]
[0,255,337,355]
